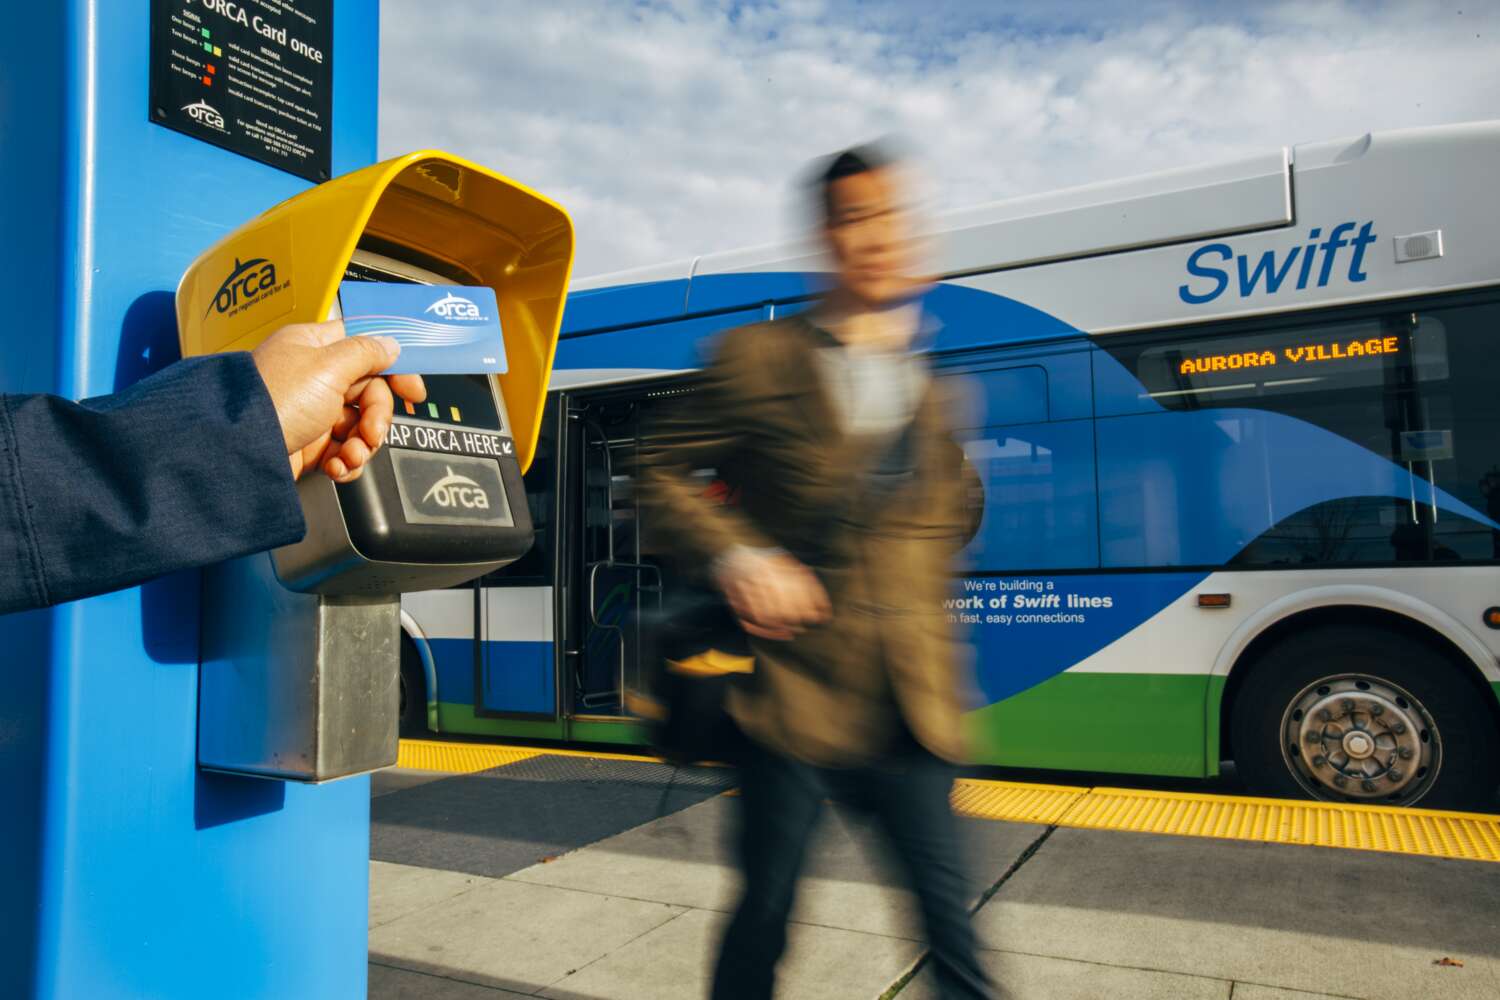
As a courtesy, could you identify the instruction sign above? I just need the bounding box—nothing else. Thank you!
[149,0,333,181]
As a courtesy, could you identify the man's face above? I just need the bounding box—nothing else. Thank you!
[823,166,926,308]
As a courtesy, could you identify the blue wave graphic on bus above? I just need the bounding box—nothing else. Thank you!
[1095,407,1499,567]
[559,272,1500,706]
[343,315,489,347]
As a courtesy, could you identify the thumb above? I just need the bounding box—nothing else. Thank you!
[317,334,401,388]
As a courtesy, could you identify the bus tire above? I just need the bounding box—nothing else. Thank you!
[1230,625,1500,811]
[399,637,429,737]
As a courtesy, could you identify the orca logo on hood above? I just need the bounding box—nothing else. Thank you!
[206,256,282,318]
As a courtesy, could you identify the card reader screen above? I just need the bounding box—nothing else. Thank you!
[397,374,504,432]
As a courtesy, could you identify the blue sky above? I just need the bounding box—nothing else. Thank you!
[379,1,1499,277]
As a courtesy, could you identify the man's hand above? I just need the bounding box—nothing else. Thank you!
[715,548,831,641]
[251,320,427,482]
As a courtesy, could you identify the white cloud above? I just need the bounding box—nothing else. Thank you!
[379,0,1500,277]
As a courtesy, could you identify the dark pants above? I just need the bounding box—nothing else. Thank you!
[710,738,993,1000]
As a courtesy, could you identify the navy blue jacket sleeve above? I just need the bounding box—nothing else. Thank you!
[0,352,307,614]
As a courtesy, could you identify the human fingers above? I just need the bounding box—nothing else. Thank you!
[258,319,344,353]
[322,440,371,482]
[296,318,346,348]
[315,432,346,471]
[325,460,364,483]
[741,619,795,641]
[319,334,400,394]
[354,377,394,448]
[388,373,426,405]
[295,430,332,481]
[331,435,373,482]
[753,569,812,636]
[331,404,359,442]
[721,576,760,629]
[342,376,375,404]
[793,566,832,622]
[726,576,783,637]
[755,558,823,629]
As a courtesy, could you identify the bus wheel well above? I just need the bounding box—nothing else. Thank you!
[1218,604,1500,763]
[398,631,430,735]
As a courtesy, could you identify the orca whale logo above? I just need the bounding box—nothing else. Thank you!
[206,256,279,318]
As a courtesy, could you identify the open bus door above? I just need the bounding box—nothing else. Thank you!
[427,385,669,742]
[450,380,706,742]
[563,390,667,727]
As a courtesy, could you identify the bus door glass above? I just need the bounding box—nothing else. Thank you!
[566,388,703,717]
[568,396,647,715]
[474,399,561,718]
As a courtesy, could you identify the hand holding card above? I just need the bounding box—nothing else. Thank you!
[338,282,507,375]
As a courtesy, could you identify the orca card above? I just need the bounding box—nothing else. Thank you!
[337,282,507,375]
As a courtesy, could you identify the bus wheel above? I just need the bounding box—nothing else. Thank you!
[1231,626,1500,811]
[399,638,429,737]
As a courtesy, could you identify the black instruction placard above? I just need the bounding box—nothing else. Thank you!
[149,0,333,181]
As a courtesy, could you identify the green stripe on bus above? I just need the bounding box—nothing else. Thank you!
[433,703,568,741]
[433,702,652,747]
[963,673,1216,778]
[435,673,1224,775]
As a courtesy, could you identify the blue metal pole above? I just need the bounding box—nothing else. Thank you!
[0,3,380,996]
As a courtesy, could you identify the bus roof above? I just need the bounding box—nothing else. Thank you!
[563,120,1500,338]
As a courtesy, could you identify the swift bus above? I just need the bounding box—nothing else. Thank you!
[400,120,1500,810]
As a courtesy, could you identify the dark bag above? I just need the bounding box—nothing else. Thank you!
[634,416,923,765]
[632,585,751,763]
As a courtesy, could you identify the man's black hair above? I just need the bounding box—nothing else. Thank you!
[814,140,900,224]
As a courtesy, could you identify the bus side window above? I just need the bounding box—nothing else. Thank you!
[946,360,1099,571]
[1097,300,1500,568]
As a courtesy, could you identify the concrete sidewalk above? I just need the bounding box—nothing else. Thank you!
[367,771,1500,999]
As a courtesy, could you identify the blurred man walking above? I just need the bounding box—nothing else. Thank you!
[642,142,992,1000]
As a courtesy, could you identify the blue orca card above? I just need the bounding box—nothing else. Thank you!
[338,282,507,375]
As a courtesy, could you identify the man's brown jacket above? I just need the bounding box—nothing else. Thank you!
[639,315,979,767]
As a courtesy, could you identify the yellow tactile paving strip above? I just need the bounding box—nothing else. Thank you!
[395,740,542,773]
[397,738,664,773]
[949,779,1087,826]
[1049,786,1500,861]
[397,739,1500,862]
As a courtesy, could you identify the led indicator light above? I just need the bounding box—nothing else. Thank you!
[213,46,222,57]
[201,28,211,38]
[450,406,462,422]
[403,399,415,416]
[427,403,439,419]
[203,76,212,86]
[203,41,212,52]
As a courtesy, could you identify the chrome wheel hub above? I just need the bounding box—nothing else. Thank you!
[1281,674,1439,803]
[1342,729,1376,760]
